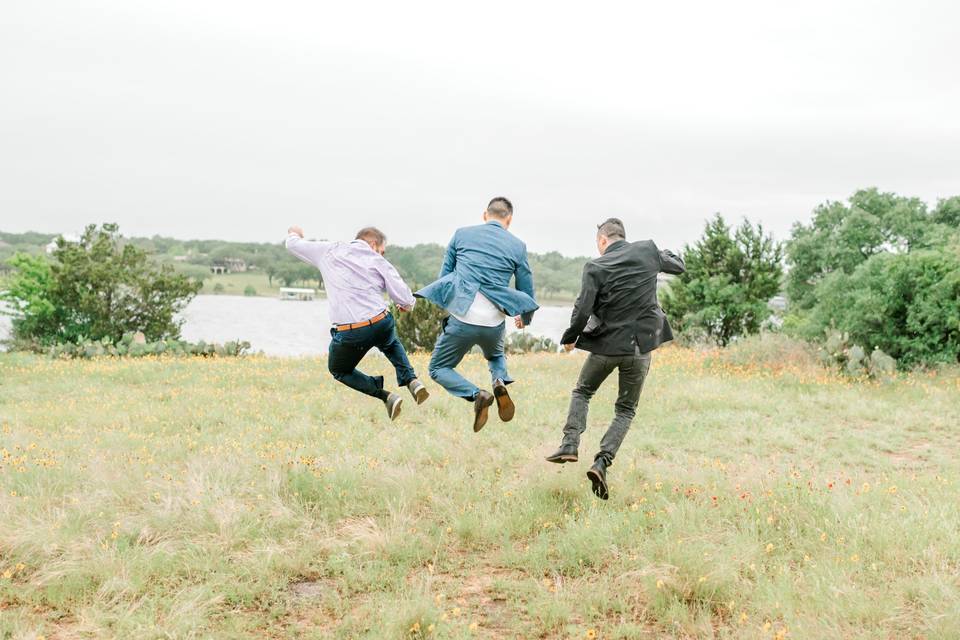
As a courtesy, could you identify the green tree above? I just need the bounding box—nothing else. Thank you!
[662,214,783,346]
[0,253,57,342]
[932,196,960,227]
[806,250,960,367]
[1,224,201,345]
[785,188,934,310]
[275,260,320,288]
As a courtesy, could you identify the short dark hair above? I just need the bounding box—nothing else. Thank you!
[597,217,626,241]
[356,227,387,246]
[486,197,513,218]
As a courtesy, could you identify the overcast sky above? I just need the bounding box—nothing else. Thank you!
[2,1,958,257]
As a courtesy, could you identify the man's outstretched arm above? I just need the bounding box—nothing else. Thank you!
[376,256,416,311]
[284,226,331,267]
[658,249,685,275]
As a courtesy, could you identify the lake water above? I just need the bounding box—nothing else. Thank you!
[1,296,573,356]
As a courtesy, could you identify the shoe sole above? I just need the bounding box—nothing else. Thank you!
[545,454,579,464]
[473,396,494,433]
[587,468,609,500]
[411,386,430,405]
[493,385,515,422]
[388,397,403,421]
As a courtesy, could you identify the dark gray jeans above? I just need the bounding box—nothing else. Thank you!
[562,349,652,466]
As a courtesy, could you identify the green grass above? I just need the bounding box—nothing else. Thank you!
[1,342,958,639]
[199,271,298,297]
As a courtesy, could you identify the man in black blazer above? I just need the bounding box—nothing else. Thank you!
[546,218,685,500]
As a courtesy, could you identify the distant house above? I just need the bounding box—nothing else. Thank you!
[210,258,248,274]
[45,233,81,254]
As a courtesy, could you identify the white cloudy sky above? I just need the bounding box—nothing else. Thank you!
[2,0,958,256]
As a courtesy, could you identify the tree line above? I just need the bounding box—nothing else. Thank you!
[0,230,590,299]
[3,187,958,367]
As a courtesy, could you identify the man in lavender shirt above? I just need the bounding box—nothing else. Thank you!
[285,225,429,421]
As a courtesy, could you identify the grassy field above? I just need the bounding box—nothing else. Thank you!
[199,272,290,297]
[1,341,958,639]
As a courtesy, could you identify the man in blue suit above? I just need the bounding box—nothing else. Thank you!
[416,197,539,432]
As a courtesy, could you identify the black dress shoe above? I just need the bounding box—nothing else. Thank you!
[587,459,609,500]
[545,444,579,464]
[473,390,495,433]
[493,379,515,422]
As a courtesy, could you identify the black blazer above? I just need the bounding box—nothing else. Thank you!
[561,240,685,356]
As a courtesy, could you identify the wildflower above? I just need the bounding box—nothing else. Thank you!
[887,486,897,494]
[409,622,421,633]
[739,611,749,624]
[765,543,774,553]
[656,579,664,589]
[469,621,479,631]
[585,630,597,639]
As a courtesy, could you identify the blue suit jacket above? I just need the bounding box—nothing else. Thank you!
[416,220,539,325]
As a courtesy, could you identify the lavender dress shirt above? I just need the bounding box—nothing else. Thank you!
[284,234,416,325]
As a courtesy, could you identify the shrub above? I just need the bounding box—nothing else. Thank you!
[819,330,898,378]
[799,250,960,368]
[505,331,558,354]
[244,285,257,296]
[44,333,251,359]
[392,301,447,352]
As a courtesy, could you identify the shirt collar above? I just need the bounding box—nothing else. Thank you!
[607,239,628,252]
[350,239,375,252]
[485,219,505,229]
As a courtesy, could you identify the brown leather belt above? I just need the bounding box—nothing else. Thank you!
[334,310,389,332]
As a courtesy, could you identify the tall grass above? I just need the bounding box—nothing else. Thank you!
[1,346,958,638]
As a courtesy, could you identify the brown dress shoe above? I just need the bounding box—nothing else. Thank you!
[492,379,515,422]
[473,390,495,432]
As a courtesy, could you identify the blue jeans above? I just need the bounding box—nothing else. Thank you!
[328,314,417,401]
[428,316,512,400]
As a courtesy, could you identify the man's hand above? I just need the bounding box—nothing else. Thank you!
[397,304,412,313]
[514,316,525,329]
[563,343,576,352]
[288,225,304,238]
